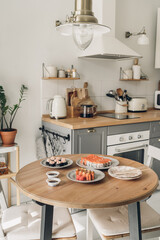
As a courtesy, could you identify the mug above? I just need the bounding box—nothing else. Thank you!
[44,65,57,78]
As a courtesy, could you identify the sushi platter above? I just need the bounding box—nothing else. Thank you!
[76,154,119,170]
[67,168,105,183]
[40,157,73,169]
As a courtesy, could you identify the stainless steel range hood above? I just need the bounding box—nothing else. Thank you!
[79,0,142,60]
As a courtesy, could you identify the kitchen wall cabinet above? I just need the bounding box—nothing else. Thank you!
[150,121,160,177]
[71,127,107,154]
[155,8,160,69]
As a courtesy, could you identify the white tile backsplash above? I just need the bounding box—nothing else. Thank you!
[41,60,159,114]
[42,80,58,98]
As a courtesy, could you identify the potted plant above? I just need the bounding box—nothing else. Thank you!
[0,85,28,146]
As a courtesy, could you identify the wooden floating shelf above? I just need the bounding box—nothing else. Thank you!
[120,78,149,81]
[42,77,80,80]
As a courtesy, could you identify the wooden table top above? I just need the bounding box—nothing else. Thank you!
[42,110,160,129]
[16,155,158,209]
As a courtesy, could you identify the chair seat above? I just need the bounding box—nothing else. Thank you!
[88,202,160,238]
[1,202,76,240]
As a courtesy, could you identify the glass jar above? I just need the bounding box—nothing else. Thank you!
[80,105,97,118]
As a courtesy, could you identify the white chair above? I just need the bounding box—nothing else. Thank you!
[0,183,77,240]
[87,145,160,240]
[146,145,160,190]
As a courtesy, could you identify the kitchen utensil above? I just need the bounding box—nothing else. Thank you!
[47,95,67,119]
[44,65,57,78]
[46,178,61,186]
[76,157,119,170]
[40,158,73,169]
[106,90,116,98]
[128,97,147,112]
[58,69,66,78]
[122,69,133,79]
[67,169,105,183]
[84,82,88,88]
[46,171,60,179]
[115,100,127,113]
[80,104,97,118]
[108,166,142,180]
[116,88,123,97]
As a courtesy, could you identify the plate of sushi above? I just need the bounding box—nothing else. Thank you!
[67,167,105,183]
[76,154,119,170]
[40,156,73,169]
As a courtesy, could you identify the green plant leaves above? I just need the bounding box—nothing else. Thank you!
[0,85,28,130]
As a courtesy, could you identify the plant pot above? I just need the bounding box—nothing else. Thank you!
[0,129,17,146]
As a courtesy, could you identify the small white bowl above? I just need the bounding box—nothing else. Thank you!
[46,171,59,179]
[46,178,61,187]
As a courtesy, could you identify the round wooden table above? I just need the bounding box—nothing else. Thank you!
[16,154,158,240]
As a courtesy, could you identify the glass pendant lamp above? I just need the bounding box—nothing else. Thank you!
[56,0,110,50]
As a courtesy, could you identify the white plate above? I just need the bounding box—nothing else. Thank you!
[67,169,105,183]
[108,166,142,180]
[76,156,119,170]
[40,158,73,169]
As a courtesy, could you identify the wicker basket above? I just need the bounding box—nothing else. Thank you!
[0,162,8,175]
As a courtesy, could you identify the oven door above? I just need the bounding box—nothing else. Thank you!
[107,140,149,164]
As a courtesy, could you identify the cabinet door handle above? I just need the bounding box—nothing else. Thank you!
[87,128,96,133]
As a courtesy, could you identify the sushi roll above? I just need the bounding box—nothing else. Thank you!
[46,158,50,165]
[61,158,68,166]
[49,160,56,167]
[50,156,55,161]
[56,160,62,167]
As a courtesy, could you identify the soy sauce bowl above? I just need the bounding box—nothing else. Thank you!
[46,178,61,187]
[46,171,60,179]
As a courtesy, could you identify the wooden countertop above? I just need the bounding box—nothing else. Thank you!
[16,155,158,208]
[42,109,160,130]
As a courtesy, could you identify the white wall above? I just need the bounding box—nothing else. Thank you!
[0,0,160,202]
[116,0,160,100]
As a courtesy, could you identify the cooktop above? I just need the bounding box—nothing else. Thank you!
[98,113,140,120]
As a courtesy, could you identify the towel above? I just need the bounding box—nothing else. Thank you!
[36,136,47,160]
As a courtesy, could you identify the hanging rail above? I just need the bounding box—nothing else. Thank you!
[39,126,70,142]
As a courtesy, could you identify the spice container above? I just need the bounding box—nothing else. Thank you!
[58,69,66,78]
[66,69,71,78]
[72,69,77,78]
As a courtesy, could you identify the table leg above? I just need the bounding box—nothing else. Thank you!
[128,201,142,240]
[40,204,54,240]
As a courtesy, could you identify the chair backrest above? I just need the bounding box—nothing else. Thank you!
[146,145,160,167]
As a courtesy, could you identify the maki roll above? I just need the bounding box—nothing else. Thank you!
[46,158,50,166]
[49,160,56,167]
[61,158,68,166]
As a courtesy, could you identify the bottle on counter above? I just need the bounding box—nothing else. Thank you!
[132,58,141,79]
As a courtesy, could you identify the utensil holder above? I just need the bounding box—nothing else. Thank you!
[115,101,127,113]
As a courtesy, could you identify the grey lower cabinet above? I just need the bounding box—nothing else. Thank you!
[150,121,160,177]
[71,127,107,154]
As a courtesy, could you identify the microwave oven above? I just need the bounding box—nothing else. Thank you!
[155,91,160,109]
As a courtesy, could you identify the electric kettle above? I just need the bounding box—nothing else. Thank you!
[47,95,67,119]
